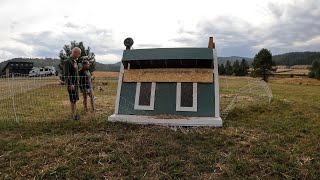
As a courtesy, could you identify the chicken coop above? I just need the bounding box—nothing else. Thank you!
[108,37,222,126]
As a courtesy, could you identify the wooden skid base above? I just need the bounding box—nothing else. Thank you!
[108,114,222,127]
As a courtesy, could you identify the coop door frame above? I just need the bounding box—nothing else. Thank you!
[176,82,197,112]
[134,82,156,110]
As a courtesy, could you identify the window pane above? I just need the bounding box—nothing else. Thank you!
[139,83,152,106]
[180,83,193,107]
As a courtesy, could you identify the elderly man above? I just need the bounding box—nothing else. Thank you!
[64,47,81,120]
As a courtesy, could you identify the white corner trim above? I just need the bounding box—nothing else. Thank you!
[176,82,197,112]
[134,82,156,110]
[114,63,124,114]
[213,49,220,117]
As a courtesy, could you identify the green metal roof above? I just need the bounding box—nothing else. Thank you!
[122,48,213,61]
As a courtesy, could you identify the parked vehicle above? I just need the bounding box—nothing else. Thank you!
[29,66,56,77]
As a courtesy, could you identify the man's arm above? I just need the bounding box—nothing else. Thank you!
[79,70,85,90]
[64,60,71,86]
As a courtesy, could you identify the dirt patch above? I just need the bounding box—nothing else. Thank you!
[220,94,253,101]
[236,95,253,101]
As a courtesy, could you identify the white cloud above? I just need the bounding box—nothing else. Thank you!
[96,54,121,64]
[293,36,320,47]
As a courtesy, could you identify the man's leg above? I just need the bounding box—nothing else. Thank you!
[69,87,79,120]
[83,93,88,112]
[89,92,95,112]
[68,89,76,118]
[71,102,76,116]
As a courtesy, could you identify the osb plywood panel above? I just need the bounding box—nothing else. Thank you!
[123,68,214,83]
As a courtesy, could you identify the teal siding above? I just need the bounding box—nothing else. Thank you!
[118,82,215,117]
[122,48,213,61]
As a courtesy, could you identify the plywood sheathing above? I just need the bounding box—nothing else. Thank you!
[123,68,214,83]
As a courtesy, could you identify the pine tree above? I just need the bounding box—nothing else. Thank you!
[218,64,226,75]
[59,41,96,81]
[239,58,250,76]
[225,60,233,75]
[232,60,240,76]
[308,60,320,79]
[252,48,274,81]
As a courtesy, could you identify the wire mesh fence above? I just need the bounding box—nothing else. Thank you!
[219,76,273,119]
[0,73,272,123]
[0,73,117,123]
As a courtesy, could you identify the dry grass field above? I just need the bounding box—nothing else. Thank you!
[92,71,119,78]
[0,73,320,179]
[274,69,310,76]
[270,77,320,86]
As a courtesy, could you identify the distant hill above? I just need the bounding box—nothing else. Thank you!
[218,52,320,66]
[0,58,120,72]
[273,52,320,66]
[95,61,121,72]
[0,58,60,71]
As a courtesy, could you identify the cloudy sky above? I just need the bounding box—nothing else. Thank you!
[0,0,319,64]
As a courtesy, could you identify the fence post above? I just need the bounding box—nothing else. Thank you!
[9,74,18,122]
[225,75,229,92]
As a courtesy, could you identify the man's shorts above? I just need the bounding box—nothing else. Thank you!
[67,86,79,102]
[80,87,93,94]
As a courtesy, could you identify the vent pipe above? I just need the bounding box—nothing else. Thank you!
[208,36,215,49]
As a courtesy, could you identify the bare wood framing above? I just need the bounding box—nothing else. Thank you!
[123,68,214,83]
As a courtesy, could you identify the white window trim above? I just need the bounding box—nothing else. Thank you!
[134,82,156,110]
[176,82,197,112]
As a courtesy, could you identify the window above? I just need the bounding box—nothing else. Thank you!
[176,83,197,112]
[134,82,156,110]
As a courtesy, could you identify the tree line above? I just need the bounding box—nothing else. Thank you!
[218,59,250,76]
[273,52,320,66]
[219,48,275,82]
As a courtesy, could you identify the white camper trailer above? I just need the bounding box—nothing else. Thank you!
[29,66,56,77]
